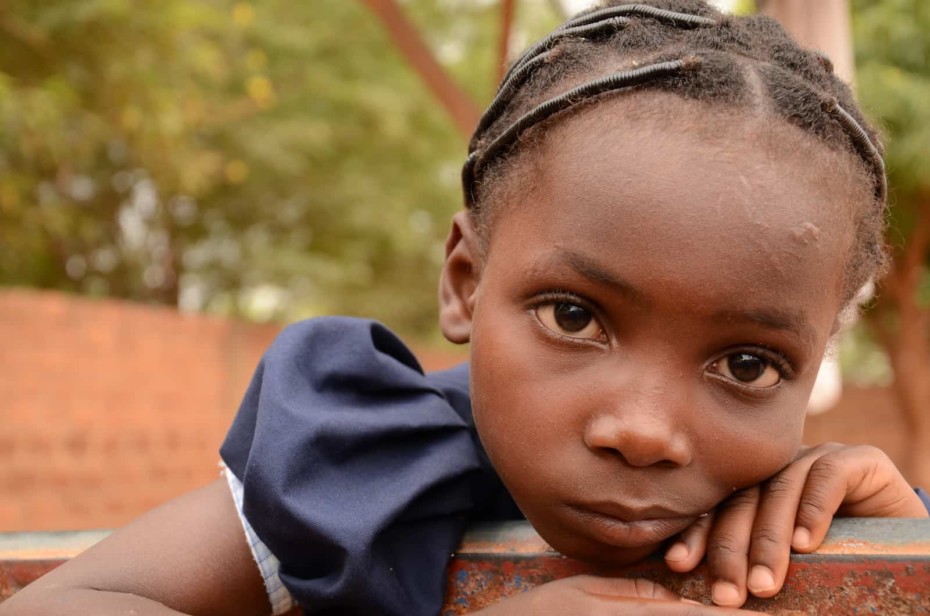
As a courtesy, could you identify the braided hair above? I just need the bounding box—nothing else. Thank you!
[462,0,887,304]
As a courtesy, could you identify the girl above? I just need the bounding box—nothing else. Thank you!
[2,1,928,615]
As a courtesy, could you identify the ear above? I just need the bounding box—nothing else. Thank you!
[438,211,482,344]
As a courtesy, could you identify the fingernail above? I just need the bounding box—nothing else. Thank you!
[683,598,703,605]
[712,581,741,606]
[665,542,689,562]
[748,565,776,593]
[793,526,811,549]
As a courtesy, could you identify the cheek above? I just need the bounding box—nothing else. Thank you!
[469,305,580,486]
[470,313,542,458]
[696,396,807,494]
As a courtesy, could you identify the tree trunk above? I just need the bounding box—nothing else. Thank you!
[872,197,930,486]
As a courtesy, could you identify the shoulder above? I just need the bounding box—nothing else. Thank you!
[265,315,423,376]
[221,316,476,480]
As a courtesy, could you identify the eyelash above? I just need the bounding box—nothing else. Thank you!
[534,289,592,307]
[733,346,792,376]
[530,290,607,344]
[707,345,796,390]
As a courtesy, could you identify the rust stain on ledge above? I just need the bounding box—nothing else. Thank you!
[2,519,930,614]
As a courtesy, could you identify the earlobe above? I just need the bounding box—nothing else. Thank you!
[438,211,482,344]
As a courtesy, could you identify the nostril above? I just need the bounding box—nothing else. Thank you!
[584,414,692,468]
[599,447,679,469]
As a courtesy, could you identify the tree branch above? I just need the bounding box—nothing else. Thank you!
[358,0,481,140]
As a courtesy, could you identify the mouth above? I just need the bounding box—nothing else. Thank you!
[566,502,700,548]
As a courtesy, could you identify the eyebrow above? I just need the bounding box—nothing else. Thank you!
[548,249,651,308]
[548,249,818,348]
[711,308,818,349]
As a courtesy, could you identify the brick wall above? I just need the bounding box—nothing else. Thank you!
[0,289,909,532]
[0,289,467,532]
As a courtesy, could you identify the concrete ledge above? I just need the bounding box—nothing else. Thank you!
[2,520,929,614]
[444,518,930,614]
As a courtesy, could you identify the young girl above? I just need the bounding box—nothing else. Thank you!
[3,1,928,615]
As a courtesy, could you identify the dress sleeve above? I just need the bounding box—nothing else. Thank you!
[916,487,930,513]
[220,317,486,616]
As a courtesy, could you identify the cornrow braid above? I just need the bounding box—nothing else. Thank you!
[463,57,699,205]
[462,0,888,303]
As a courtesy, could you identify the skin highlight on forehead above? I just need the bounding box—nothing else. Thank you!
[480,91,868,305]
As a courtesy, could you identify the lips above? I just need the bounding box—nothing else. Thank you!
[567,502,700,548]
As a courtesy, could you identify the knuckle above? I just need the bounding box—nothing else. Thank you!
[720,488,758,514]
[708,530,745,561]
[751,525,784,549]
[808,456,841,482]
[799,485,832,516]
[764,472,797,497]
[852,444,889,463]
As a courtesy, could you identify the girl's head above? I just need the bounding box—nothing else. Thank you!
[438,0,887,565]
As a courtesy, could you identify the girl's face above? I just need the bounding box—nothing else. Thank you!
[440,100,860,566]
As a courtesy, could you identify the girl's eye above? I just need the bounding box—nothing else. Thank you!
[536,302,604,340]
[710,353,782,388]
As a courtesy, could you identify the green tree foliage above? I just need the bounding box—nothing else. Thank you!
[850,0,930,484]
[0,1,563,336]
[854,0,930,234]
[4,0,922,345]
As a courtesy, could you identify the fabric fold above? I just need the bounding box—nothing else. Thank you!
[220,316,518,615]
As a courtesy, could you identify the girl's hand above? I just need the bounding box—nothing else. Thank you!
[663,443,929,608]
[471,575,763,614]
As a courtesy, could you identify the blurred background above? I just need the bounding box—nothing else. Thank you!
[0,0,928,532]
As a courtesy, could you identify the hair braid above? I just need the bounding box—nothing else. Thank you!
[463,0,888,303]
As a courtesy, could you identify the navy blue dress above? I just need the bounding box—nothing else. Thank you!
[220,317,521,615]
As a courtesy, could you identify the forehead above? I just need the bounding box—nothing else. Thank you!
[485,95,859,327]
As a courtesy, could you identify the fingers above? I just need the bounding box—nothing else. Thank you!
[745,443,921,602]
[606,599,766,615]
[573,575,682,601]
[665,511,715,572]
[744,471,804,598]
[706,486,759,608]
[790,444,922,551]
[790,453,851,553]
[685,442,921,611]
[570,576,766,614]
[743,443,842,597]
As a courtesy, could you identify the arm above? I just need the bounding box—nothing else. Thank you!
[0,479,271,616]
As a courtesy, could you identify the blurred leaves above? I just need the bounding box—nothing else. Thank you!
[2,0,926,343]
[0,0,561,336]
[854,0,930,235]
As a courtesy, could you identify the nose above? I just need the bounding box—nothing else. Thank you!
[583,383,693,468]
